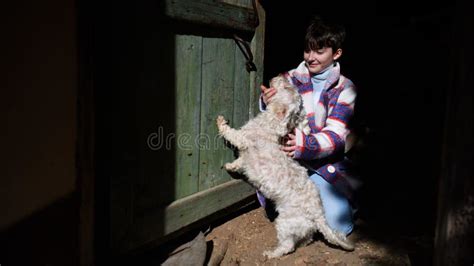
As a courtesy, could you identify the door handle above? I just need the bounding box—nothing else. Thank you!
[233,34,257,72]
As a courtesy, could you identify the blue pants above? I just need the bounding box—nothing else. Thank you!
[256,172,353,236]
[309,172,353,236]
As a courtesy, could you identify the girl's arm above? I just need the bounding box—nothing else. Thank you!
[294,81,356,160]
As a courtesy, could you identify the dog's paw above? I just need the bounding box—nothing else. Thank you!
[262,250,274,259]
[299,119,311,135]
[216,115,228,129]
[224,163,233,171]
[224,162,239,172]
[263,250,282,259]
[302,125,311,135]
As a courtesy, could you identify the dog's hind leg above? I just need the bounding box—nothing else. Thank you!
[299,234,314,247]
[216,115,248,150]
[263,219,297,258]
[263,234,296,259]
[263,237,296,259]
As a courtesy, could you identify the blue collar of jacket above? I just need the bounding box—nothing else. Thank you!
[291,61,341,92]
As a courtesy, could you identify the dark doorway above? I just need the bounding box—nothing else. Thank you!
[261,0,458,264]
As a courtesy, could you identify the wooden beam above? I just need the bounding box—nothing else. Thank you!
[164,179,254,234]
[116,179,255,253]
[164,0,258,32]
[434,0,473,265]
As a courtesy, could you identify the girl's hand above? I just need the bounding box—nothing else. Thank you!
[260,85,277,105]
[281,132,297,157]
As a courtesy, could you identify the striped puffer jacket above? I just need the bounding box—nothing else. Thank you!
[283,61,359,204]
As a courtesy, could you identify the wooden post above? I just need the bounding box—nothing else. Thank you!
[433,0,473,265]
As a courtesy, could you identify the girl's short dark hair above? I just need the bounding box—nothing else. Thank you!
[304,16,346,52]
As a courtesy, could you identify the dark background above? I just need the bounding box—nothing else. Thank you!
[262,0,456,239]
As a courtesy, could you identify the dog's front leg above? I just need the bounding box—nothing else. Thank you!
[224,157,243,172]
[216,115,248,150]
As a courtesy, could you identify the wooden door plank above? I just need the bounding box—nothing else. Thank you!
[198,37,235,191]
[233,42,250,127]
[175,35,203,199]
[164,180,253,236]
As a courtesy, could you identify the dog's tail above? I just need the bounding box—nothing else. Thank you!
[317,221,355,251]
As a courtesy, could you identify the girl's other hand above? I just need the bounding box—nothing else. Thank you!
[281,132,296,158]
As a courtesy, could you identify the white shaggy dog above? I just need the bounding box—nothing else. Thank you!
[216,76,354,258]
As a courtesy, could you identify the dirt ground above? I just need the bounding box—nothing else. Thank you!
[202,201,435,266]
[125,201,433,266]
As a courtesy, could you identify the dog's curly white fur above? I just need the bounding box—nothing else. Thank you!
[216,76,354,258]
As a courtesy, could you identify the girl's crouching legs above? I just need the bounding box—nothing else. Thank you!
[310,172,354,236]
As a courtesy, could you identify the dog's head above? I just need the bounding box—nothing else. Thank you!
[267,75,310,136]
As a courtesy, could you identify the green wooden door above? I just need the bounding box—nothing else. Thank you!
[99,0,265,254]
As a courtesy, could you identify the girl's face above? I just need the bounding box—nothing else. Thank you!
[304,47,342,75]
